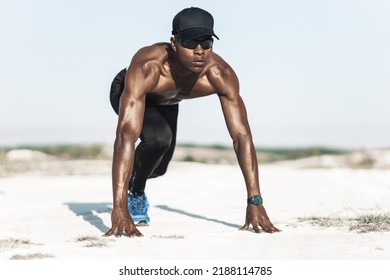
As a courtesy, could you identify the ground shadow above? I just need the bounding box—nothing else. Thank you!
[65,202,112,233]
[155,205,242,229]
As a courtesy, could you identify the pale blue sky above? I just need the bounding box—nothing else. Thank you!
[1,0,389,148]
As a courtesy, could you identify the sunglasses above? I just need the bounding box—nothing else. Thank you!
[176,37,214,50]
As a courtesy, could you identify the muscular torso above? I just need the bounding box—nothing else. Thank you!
[146,76,216,105]
[126,43,232,106]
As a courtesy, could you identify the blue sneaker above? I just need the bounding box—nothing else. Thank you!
[128,192,150,226]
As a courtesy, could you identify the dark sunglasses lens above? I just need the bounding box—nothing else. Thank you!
[200,39,213,49]
[182,40,197,49]
[182,39,213,49]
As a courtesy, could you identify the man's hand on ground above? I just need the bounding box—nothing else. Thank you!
[240,204,280,233]
[103,207,143,237]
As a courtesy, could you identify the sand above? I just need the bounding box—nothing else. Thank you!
[1,159,390,260]
[1,152,390,279]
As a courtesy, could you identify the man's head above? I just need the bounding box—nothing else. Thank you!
[171,7,218,73]
[172,7,219,41]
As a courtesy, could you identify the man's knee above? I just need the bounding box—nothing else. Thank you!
[147,137,172,153]
[149,168,167,178]
[142,125,173,153]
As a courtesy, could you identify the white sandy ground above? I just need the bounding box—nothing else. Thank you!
[1,161,390,261]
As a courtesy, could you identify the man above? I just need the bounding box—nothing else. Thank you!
[104,7,279,237]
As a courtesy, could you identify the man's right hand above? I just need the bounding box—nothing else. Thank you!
[103,207,143,237]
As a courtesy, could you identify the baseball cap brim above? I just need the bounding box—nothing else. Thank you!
[178,28,219,41]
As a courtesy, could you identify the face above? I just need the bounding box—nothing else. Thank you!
[171,35,213,73]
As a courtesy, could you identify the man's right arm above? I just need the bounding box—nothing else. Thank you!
[112,82,145,211]
[104,57,160,237]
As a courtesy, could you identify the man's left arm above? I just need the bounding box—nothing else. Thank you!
[216,69,279,233]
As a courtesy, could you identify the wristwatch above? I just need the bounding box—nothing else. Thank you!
[247,195,263,205]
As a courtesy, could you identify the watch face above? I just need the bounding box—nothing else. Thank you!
[252,195,262,205]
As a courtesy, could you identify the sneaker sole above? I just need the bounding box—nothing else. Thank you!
[136,220,149,227]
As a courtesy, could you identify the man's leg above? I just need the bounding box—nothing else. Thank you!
[145,104,178,179]
[126,104,178,225]
[130,103,179,193]
[110,70,178,190]
[110,71,178,224]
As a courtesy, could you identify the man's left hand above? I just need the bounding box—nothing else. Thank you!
[240,204,280,233]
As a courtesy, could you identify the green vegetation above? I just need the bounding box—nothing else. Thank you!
[255,146,348,161]
[183,155,196,162]
[1,143,108,159]
[178,143,231,150]
[177,144,348,162]
[0,143,349,162]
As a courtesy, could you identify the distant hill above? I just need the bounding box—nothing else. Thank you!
[1,144,388,177]
[0,143,348,163]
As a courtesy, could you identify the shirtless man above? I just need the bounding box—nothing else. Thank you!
[104,7,279,237]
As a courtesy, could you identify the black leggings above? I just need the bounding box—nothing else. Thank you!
[110,68,179,194]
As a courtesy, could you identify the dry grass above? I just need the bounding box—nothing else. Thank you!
[74,235,113,247]
[0,238,52,260]
[299,213,390,233]
[298,216,345,228]
[150,234,185,239]
[349,214,390,233]
[0,238,41,251]
[9,253,54,260]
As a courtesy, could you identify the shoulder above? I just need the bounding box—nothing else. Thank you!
[125,43,170,89]
[128,43,170,74]
[121,43,169,95]
[206,53,239,96]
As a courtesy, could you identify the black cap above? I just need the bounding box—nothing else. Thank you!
[172,7,219,41]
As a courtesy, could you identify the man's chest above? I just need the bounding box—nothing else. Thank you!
[150,75,216,101]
